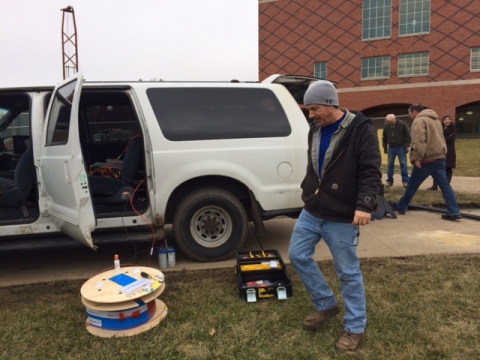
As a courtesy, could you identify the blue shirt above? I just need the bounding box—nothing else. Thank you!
[318,113,345,178]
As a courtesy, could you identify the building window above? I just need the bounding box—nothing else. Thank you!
[398,52,429,76]
[399,0,430,36]
[361,56,390,79]
[362,0,392,40]
[471,48,480,71]
[314,62,327,79]
[456,103,480,135]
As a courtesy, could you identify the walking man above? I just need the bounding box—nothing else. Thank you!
[288,80,382,352]
[382,113,411,188]
[389,104,462,221]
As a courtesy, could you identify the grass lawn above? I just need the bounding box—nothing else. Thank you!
[453,138,480,177]
[1,139,478,359]
[1,254,480,359]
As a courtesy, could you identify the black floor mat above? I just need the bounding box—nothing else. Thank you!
[0,206,39,224]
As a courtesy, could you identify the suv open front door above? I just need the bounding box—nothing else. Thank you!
[40,73,97,249]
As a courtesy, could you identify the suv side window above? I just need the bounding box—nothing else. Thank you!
[147,87,291,141]
[81,92,141,143]
[46,80,77,145]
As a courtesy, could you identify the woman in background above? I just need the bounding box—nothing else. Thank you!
[427,115,456,190]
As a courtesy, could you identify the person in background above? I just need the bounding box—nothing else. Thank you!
[427,115,456,190]
[382,114,411,188]
[288,80,382,352]
[389,104,462,221]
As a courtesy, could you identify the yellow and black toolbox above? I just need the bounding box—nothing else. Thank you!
[235,250,293,302]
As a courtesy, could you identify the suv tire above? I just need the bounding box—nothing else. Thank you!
[173,187,248,262]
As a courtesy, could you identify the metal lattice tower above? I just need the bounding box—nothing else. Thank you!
[61,6,79,80]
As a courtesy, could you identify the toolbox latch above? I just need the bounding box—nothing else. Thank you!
[246,288,257,303]
[277,286,287,300]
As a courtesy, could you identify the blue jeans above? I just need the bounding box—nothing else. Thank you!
[387,145,409,184]
[288,209,366,334]
[396,159,461,216]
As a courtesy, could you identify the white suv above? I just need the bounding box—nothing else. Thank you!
[0,74,318,261]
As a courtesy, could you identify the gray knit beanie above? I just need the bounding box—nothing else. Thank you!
[303,80,339,106]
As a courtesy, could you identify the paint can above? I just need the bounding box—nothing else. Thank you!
[157,247,168,269]
[167,247,176,268]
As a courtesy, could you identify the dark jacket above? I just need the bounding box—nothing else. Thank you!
[301,109,382,223]
[382,119,411,152]
[444,124,456,168]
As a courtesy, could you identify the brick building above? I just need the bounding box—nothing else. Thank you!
[258,0,480,135]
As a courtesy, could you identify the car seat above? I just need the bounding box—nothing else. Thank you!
[0,141,35,209]
[88,136,143,204]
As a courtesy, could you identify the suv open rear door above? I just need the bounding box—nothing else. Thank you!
[40,73,97,249]
[262,74,335,104]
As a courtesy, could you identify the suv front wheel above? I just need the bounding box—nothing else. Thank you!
[173,187,248,262]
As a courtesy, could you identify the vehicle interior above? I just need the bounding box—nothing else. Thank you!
[78,89,149,218]
[0,90,149,226]
[0,93,39,224]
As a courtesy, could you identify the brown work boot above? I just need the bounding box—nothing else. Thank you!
[303,304,340,330]
[335,331,364,352]
[384,181,393,187]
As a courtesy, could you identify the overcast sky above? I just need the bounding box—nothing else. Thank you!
[0,0,258,87]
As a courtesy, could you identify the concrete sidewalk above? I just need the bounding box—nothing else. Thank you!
[382,174,480,194]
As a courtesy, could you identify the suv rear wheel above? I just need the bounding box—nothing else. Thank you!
[173,187,248,262]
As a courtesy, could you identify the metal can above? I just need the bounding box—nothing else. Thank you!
[167,247,176,268]
[157,247,168,269]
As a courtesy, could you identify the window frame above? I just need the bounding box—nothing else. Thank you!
[399,0,431,37]
[314,62,327,79]
[362,0,392,41]
[361,56,391,80]
[397,52,430,77]
[471,47,480,72]
[45,80,77,146]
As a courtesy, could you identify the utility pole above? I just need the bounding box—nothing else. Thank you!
[61,6,79,80]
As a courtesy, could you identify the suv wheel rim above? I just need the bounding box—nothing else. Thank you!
[191,206,232,248]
